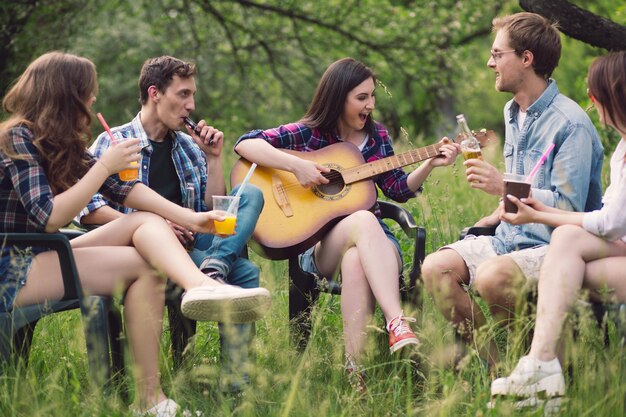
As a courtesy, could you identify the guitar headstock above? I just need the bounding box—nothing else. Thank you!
[453,129,498,148]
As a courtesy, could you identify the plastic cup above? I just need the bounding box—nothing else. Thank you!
[183,185,196,250]
[212,195,239,235]
[503,173,531,213]
[119,161,139,181]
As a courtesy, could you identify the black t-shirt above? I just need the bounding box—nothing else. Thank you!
[148,134,182,206]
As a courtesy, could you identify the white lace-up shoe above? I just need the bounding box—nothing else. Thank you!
[181,285,271,323]
[491,355,565,398]
[132,399,178,417]
[487,395,564,416]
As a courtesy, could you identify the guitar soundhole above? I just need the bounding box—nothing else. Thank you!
[312,167,350,201]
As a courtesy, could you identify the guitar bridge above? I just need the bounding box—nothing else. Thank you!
[271,174,293,217]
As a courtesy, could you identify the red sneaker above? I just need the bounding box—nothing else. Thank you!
[387,313,420,354]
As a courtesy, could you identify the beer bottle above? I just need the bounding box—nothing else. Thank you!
[456,114,483,160]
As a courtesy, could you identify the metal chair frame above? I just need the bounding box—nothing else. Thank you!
[0,230,125,394]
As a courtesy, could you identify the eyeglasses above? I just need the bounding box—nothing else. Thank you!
[490,49,517,61]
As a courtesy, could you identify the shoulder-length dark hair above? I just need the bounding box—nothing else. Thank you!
[587,51,626,133]
[300,57,377,138]
[0,51,97,194]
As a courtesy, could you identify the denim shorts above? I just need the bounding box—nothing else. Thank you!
[298,217,402,276]
[0,246,38,312]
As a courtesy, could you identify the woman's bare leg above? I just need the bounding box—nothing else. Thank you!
[70,212,219,289]
[583,257,626,302]
[123,267,167,409]
[314,210,403,322]
[340,247,376,361]
[15,246,168,408]
[529,225,626,361]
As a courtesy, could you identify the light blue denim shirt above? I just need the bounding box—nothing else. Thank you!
[77,113,209,222]
[490,80,604,254]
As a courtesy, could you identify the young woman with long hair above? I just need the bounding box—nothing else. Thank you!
[235,57,459,389]
[0,51,270,416]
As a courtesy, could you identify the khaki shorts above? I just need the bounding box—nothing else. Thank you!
[442,235,548,286]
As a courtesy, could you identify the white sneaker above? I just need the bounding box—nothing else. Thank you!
[491,355,565,398]
[134,399,178,417]
[180,284,271,323]
[487,396,564,416]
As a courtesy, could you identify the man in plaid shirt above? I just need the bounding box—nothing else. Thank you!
[78,56,264,395]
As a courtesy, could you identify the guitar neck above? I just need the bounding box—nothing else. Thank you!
[341,142,443,184]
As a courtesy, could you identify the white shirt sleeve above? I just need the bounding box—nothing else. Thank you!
[582,139,626,242]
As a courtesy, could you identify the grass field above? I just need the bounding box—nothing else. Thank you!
[1,144,624,416]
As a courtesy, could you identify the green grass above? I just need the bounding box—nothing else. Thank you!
[1,150,624,416]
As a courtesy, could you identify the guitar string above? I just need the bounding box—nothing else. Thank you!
[241,134,489,193]
[273,148,442,192]
[205,139,477,265]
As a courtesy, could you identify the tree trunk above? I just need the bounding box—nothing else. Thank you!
[519,0,626,51]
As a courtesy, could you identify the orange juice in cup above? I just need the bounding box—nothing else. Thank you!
[214,214,237,235]
[95,113,140,181]
[119,161,139,181]
[212,195,240,236]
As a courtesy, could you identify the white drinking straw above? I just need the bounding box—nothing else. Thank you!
[526,143,555,184]
[227,163,257,214]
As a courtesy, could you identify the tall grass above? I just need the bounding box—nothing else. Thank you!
[1,148,624,416]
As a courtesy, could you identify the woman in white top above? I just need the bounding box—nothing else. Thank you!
[488,51,626,408]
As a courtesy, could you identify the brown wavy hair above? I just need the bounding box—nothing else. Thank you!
[587,51,626,133]
[0,51,96,194]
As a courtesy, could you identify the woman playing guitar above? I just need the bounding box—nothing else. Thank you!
[234,57,459,390]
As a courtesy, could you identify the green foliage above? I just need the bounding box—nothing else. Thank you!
[2,0,624,153]
[0,0,96,96]
[1,171,624,416]
[2,1,626,416]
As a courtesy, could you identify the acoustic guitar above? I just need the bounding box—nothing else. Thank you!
[231,130,496,260]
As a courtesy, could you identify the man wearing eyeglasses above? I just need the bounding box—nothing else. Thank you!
[422,12,603,365]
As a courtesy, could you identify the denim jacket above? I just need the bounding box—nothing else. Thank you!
[491,80,604,254]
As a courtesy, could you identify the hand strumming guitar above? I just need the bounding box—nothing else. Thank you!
[292,157,330,188]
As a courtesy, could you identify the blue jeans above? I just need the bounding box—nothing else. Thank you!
[188,184,264,390]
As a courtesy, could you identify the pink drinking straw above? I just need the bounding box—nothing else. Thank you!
[525,143,555,184]
[96,112,118,145]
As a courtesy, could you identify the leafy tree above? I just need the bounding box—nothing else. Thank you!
[521,0,626,51]
[2,0,625,151]
[0,0,94,96]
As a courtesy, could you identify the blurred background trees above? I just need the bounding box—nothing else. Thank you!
[1,0,624,151]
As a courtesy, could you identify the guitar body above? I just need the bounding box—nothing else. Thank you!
[230,142,377,260]
[231,129,497,260]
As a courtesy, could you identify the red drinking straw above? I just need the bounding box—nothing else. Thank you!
[96,112,118,145]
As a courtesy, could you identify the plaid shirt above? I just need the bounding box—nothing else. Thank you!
[235,121,420,207]
[1,125,135,233]
[78,113,208,221]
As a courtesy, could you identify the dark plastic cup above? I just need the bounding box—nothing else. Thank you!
[503,173,531,213]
